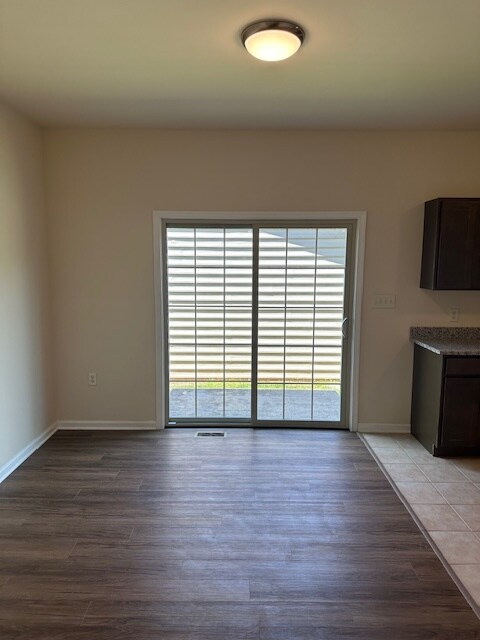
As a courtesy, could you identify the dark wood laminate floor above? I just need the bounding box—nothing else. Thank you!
[1,429,479,639]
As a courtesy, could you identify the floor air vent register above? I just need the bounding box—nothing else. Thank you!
[195,431,227,438]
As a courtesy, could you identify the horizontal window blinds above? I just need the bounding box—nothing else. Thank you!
[165,224,348,423]
[166,227,253,419]
[257,227,346,421]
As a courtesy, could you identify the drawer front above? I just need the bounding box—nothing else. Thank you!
[445,357,480,377]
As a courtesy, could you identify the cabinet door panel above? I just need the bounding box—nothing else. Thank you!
[441,378,480,448]
[437,201,480,289]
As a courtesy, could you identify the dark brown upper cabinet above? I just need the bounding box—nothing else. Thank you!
[420,198,480,290]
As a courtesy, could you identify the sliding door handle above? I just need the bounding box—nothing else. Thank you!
[341,317,349,340]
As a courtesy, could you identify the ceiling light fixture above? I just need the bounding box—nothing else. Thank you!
[241,20,305,62]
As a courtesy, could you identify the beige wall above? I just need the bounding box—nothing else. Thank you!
[44,130,480,427]
[0,102,52,470]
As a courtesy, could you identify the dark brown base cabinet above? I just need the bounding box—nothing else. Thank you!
[411,344,480,456]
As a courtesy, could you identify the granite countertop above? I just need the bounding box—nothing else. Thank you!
[410,327,480,356]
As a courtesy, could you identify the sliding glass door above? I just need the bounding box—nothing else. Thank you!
[163,221,354,428]
[166,226,253,422]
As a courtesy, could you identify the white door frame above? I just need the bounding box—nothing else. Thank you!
[153,211,366,431]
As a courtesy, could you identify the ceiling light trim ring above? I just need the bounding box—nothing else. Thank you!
[241,20,306,49]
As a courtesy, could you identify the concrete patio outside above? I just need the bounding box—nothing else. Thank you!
[169,388,340,422]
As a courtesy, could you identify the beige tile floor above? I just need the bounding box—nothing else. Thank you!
[362,432,480,617]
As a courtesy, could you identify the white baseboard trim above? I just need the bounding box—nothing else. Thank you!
[357,422,411,434]
[0,423,58,484]
[56,420,158,431]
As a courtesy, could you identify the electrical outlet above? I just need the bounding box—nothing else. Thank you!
[373,294,396,309]
[88,372,97,386]
[449,308,459,322]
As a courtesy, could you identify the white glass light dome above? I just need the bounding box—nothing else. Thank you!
[241,21,305,62]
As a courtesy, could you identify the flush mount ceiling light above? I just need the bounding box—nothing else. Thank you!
[241,20,305,62]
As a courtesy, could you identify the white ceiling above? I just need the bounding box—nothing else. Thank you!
[0,0,479,128]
